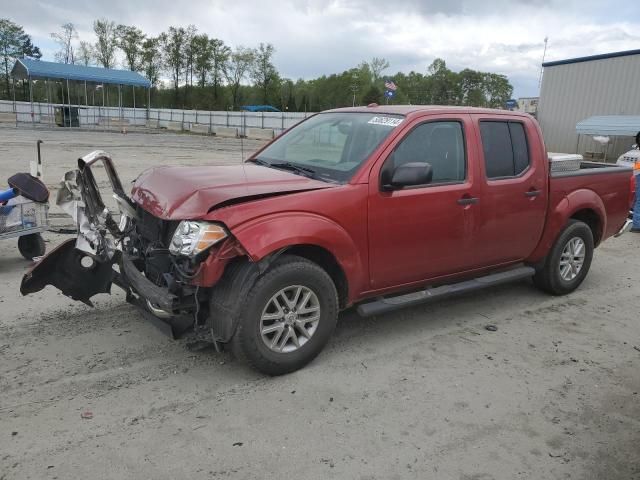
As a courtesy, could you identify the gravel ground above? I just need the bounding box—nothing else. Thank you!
[1,126,639,480]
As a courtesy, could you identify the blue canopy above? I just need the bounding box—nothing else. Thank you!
[576,115,640,136]
[11,58,151,88]
[241,105,281,112]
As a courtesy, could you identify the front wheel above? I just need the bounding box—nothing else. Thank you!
[231,255,338,376]
[533,220,594,295]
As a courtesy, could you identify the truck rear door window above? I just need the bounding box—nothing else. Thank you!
[480,121,530,179]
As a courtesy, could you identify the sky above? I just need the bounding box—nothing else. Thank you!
[2,0,640,97]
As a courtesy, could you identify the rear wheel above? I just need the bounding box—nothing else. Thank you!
[231,255,338,375]
[533,220,594,295]
[18,233,45,260]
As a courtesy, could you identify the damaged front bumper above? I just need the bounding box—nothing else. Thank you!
[20,240,193,338]
[20,150,199,337]
[21,150,132,306]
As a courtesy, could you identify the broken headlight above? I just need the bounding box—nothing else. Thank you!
[169,221,228,257]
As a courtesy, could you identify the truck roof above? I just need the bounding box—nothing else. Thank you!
[326,104,532,120]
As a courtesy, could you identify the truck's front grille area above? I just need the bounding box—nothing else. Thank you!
[135,207,178,248]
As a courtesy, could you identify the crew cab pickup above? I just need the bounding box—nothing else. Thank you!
[21,106,634,375]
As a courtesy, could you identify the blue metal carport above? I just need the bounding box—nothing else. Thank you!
[10,58,151,126]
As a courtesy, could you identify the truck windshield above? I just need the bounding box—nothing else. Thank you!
[252,112,404,183]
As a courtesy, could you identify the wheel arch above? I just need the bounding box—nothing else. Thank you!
[569,208,602,245]
[279,244,349,309]
[528,188,606,263]
[229,212,367,304]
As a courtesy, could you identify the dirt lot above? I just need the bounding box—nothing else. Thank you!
[1,126,639,480]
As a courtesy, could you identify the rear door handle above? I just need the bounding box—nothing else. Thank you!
[525,190,541,197]
[457,196,479,206]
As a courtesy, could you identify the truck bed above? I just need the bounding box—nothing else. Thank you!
[549,161,632,241]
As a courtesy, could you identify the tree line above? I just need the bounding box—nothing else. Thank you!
[0,17,513,111]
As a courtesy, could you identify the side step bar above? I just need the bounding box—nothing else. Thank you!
[357,266,536,317]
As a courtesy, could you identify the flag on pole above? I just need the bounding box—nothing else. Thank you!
[384,80,397,91]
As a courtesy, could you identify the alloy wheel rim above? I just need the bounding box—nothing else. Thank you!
[260,285,321,353]
[559,237,586,281]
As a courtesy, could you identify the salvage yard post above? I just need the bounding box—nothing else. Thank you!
[46,79,52,127]
[66,78,71,127]
[11,76,16,114]
[118,84,122,122]
[29,75,34,127]
[102,84,106,131]
[84,80,88,127]
[133,85,136,127]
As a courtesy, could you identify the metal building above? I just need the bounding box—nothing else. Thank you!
[537,48,640,160]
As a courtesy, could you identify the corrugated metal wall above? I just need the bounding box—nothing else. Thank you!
[537,53,640,160]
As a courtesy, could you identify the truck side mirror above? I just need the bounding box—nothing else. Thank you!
[384,162,433,190]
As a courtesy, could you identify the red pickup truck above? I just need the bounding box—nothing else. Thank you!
[22,106,633,375]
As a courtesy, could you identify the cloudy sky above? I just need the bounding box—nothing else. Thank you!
[3,0,640,97]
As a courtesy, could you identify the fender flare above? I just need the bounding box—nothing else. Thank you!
[230,212,367,301]
[528,188,606,263]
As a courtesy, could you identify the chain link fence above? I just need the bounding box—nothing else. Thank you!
[0,100,312,137]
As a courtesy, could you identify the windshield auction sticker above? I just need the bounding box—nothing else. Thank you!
[368,116,404,127]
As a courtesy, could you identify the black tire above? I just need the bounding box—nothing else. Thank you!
[18,233,46,260]
[231,255,338,376]
[533,220,594,295]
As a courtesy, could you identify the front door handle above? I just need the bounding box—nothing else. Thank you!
[525,190,541,197]
[457,196,479,206]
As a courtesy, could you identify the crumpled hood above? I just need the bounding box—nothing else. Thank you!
[130,164,335,220]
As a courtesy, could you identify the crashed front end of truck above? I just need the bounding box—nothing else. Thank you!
[20,151,254,340]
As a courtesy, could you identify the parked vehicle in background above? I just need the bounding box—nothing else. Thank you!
[21,106,634,375]
[617,132,640,231]
[615,132,640,171]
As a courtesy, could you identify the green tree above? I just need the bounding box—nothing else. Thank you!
[367,57,390,83]
[251,42,278,105]
[1,18,40,98]
[483,73,513,108]
[116,25,145,71]
[93,19,117,68]
[362,84,382,104]
[51,22,76,64]
[426,58,458,105]
[191,34,213,88]
[225,46,255,109]
[279,78,296,111]
[160,26,188,102]
[141,37,162,87]
[210,38,230,101]
[183,25,197,88]
[458,68,485,106]
[77,40,94,66]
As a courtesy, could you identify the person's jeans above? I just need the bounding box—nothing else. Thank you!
[634,174,640,229]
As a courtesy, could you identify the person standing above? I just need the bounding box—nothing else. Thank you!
[632,131,640,233]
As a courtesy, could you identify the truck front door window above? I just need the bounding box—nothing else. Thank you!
[384,121,466,186]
